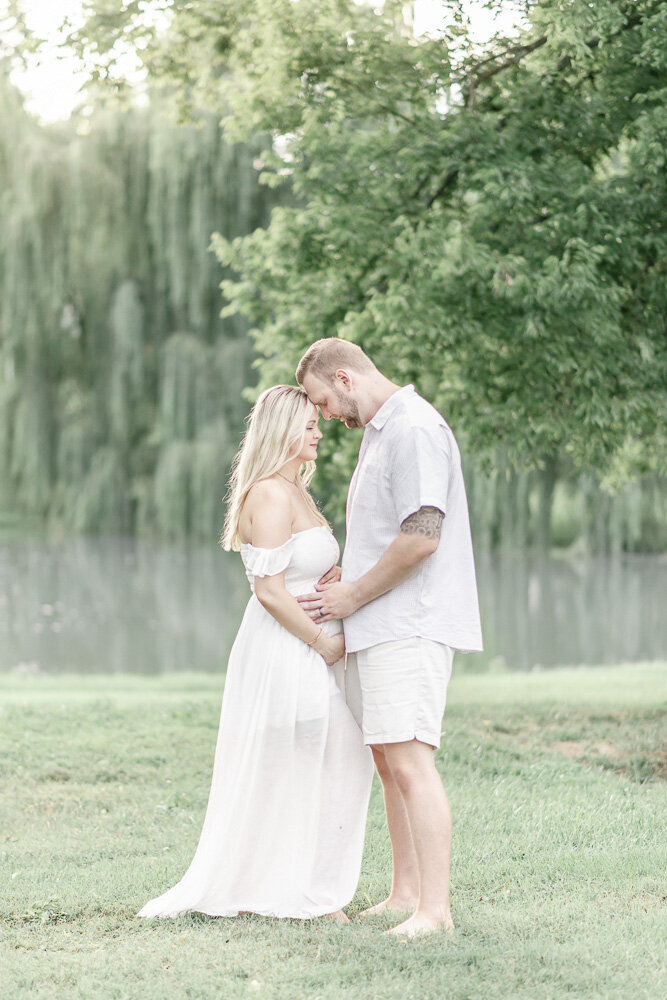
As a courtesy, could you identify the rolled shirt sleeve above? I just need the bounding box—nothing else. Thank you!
[391,424,451,527]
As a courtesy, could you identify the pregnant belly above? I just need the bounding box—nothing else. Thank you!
[286,578,343,637]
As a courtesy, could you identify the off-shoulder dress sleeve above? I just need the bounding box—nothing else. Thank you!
[241,537,293,579]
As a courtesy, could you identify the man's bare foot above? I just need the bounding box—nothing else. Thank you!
[323,909,350,924]
[359,896,417,917]
[385,910,454,937]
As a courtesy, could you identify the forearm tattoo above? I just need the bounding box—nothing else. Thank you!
[400,506,444,540]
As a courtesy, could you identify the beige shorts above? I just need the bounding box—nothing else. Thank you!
[345,637,454,749]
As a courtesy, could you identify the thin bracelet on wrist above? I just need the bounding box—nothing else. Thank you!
[306,627,323,647]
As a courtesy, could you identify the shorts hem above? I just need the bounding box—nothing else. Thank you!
[363,728,442,750]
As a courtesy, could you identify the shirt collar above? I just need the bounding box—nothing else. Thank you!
[368,385,415,431]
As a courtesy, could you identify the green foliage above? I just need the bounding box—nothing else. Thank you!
[71,446,129,533]
[1,2,665,550]
[109,279,145,445]
[10,368,54,514]
[79,1,666,488]
[0,75,272,538]
[464,453,665,554]
[154,440,192,536]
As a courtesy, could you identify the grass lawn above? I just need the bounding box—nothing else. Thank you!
[1,662,665,1000]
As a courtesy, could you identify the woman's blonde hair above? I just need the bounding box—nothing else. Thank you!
[221,385,328,551]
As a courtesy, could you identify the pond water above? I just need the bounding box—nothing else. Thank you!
[0,536,665,675]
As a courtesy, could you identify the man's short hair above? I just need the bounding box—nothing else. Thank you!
[296,338,376,386]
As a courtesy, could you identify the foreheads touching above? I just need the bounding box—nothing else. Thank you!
[296,338,375,387]
[296,339,375,427]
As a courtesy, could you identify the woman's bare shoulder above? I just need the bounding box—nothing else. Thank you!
[241,478,292,536]
[245,477,291,508]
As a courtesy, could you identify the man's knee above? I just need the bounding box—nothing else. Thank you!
[383,741,435,796]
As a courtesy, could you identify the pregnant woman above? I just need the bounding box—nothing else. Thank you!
[138,385,373,921]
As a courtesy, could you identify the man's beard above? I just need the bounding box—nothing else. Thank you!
[332,387,362,428]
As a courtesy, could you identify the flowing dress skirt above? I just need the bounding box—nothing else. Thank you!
[138,593,373,918]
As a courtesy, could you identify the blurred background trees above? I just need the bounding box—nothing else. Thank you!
[0,73,275,537]
[0,0,664,550]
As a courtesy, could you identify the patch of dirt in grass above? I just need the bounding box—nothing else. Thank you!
[548,737,667,782]
[547,738,665,781]
[552,739,620,759]
[480,711,667,783]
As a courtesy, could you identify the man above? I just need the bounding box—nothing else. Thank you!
[296,338,483,936]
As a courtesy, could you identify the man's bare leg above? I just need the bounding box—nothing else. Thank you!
[381,739,454,936]
[361,746,420,915]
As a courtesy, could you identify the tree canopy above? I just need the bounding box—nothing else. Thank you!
[63,0,666,494]
[0,0,664,550]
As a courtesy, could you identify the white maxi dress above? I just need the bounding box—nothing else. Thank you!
[138,526,373,919]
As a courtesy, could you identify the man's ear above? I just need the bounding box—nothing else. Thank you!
[334,368,353,392]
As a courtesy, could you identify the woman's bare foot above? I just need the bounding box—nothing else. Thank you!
[323,909,350,924]
[360,896,417,917]
[386,910,454,937]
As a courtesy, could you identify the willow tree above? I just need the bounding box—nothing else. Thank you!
[0,70,274,538]
[0,76,61,517]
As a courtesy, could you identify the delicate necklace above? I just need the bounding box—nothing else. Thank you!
[276,471,298,486]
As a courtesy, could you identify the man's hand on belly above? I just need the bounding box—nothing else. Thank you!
[315,581,361,620]
[296,580,360,622]
[297,509,443,622]
[296,563,343,622]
